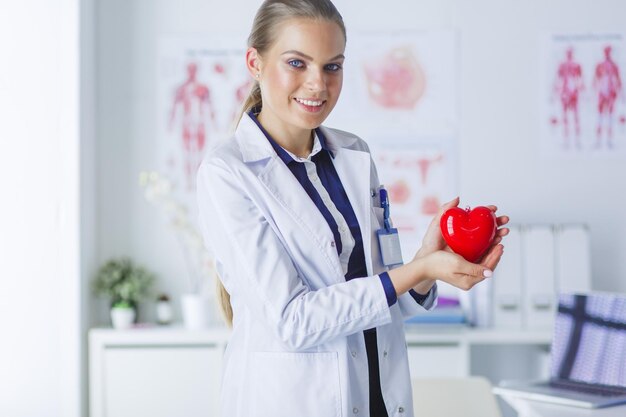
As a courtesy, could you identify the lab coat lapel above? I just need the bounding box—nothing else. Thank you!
[235,114,371,279]
[330,147,373,276]
[258,159,345,279]
[234,115,343,278]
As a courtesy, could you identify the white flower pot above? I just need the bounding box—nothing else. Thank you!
[181,294,212,329]
[156,300,173,325]
[111,307,136,329]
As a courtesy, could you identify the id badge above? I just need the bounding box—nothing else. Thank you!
[376,186,404,267]
[377,228,403,266]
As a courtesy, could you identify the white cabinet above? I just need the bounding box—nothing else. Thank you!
[404,327,551,380]
[89,327,229,417]
[407,342,469,378]
[89,326,550,417]
[103,347,220,417]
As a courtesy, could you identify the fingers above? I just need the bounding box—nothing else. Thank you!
[496,227,510,238]
[445,196,460,207]
[455,261,492,291]
[457,256,492,279]
[481,244,504,271]
[488,208,510,237]
[496,215,510,226]
[439,196,460,214]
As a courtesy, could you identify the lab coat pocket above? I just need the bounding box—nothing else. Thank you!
[250,351,342,417]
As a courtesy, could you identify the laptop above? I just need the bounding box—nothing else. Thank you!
[495,292,626,409]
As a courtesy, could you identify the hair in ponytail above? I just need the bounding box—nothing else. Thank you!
[217,0,346,328]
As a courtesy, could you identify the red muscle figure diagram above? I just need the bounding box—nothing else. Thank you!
[593,46,624,148]
[168,62,216,190]
[548,43,625,152]
[553,48,584,148]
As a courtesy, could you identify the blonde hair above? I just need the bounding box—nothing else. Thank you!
[217,0,346,328]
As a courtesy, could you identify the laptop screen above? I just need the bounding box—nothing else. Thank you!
[550,293,626,388]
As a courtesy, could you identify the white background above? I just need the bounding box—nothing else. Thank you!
[97,0,626,318]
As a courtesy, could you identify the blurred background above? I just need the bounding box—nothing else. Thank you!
[1,0,625,416]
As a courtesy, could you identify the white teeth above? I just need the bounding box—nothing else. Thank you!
[295,98,323,106]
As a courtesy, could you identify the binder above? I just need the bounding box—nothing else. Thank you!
[522,225,556,330]
[555,224,591,293]
[492,225,523,329]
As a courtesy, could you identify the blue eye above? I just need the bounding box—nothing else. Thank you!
[325,63,342,72]
[288,59,304,68]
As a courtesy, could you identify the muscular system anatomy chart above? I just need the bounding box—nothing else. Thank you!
[543,33,625,157]
[158,36,250,206]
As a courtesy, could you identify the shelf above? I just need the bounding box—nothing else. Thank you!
[90,324,552,346]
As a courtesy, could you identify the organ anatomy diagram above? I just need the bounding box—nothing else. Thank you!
[543,34,625,157]
[363,46,426,110]
[373,146,453,259]
[329,31,458,138]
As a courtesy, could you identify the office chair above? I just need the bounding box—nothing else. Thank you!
[411,376,503,417]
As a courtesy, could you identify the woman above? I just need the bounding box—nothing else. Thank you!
[196,1,509,416]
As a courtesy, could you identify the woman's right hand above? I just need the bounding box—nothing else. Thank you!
[415,246,502,291]
[388,231,504,296]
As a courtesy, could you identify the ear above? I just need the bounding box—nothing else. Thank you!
[246,47,262,79]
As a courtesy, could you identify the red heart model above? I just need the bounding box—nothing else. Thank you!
[440,206,497,262]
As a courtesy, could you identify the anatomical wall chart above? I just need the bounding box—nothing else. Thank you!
[541,33,625,158]
[327,30,458,138]
[369,140,457,266]
[157,36,250,204]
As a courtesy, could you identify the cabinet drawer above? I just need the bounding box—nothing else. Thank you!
[407,343,468,378]
[102,346,221,417]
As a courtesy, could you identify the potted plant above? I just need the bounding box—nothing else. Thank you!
[92,257,156,329]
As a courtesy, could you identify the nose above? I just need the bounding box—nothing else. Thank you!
[305,67,326,92]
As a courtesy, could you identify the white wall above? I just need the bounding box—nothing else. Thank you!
[96,0,626,327]
[0,1,82,417]
[81,1,98,416]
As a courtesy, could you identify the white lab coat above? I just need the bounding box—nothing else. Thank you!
[196,113,437,417]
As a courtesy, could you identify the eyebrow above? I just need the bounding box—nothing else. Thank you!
[281,50,345,61]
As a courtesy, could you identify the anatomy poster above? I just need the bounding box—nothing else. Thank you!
[327,30,458,138]
[369,140,457,262]
[541,33,626,157]
[157,36,251,206]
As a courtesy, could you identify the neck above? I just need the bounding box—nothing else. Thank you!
[257,112,314,158]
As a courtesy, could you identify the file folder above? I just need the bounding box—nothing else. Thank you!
[492,225,523,329]
[555,224,591,293]
[522,225,556,330]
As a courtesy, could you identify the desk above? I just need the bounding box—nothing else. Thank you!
[494,389,626,417]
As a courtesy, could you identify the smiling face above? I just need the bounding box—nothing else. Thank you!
[247,18,346,144]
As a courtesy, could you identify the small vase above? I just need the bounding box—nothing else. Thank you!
[156,300,173,325]
[181,293,212,330]
[111,306,136,329]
